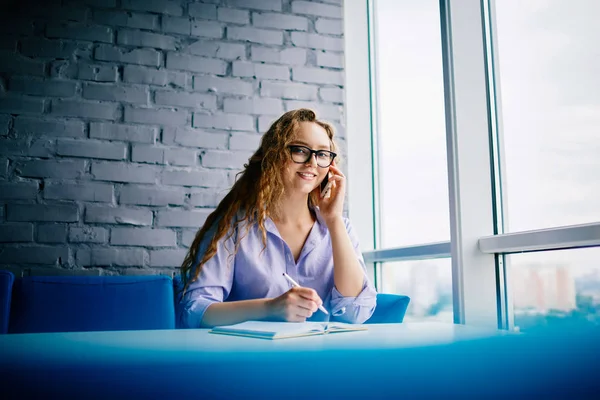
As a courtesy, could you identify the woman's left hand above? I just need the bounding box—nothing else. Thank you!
[317,161,345,225]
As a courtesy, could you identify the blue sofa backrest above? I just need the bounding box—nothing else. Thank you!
[9,275,175,333]
[365,293,410,324]
[0,270,15,334]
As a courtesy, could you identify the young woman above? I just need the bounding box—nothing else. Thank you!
[177,109,377,328]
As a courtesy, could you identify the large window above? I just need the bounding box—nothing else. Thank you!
[344,0,600,330]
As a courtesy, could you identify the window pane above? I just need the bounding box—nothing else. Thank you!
[510,248,600,332]
[494,1,600,231]
[381,258,452,322]
[374,0,450,247]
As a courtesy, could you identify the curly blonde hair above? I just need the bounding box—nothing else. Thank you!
[180,109,338,293]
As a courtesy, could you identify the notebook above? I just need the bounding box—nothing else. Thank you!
[209,321,368,340]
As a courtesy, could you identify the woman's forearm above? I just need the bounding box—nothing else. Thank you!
[202,299,271,327]
[328,217,365,297]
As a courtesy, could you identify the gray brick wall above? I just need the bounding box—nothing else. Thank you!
[0,0,346,277]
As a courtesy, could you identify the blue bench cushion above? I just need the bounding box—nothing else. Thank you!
[365,294,410,324]
[9,275,175,333]
[0,270,15,334]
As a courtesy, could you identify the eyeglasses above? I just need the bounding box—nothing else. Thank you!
[288,145,337,168]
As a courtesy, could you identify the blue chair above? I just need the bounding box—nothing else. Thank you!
[9,275,176,333]
[0,270,15,334]
[365,293,410,324]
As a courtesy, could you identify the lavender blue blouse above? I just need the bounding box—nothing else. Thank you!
[176,208,377,328]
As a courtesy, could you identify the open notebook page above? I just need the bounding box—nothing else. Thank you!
[209,321,367,339]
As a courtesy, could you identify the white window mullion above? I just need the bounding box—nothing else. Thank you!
[440,0,501,327]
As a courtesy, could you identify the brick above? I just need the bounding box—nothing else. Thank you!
[181,229,197,247]
[10,77,76,98]
[123,66,186,88]
[47,23,113,44]
[85,205,152,225]
[120,185,185,206]
[0,51,45,76]
[258,115,277,132]
[217,7,249,24]
[162,16,191,35]
[292,67,343,85]
[0,139,55,158]
[232,61,289,80]
[227,0,282,11]
[37,224,68,243]
[155,90,216,110]
[185,40,245,60]
[315,18,343,35]
[111,227,176,247]
[193,113,255,131]
[57,139,127,160]
[161,168,227,187]
[94,10,159,30]
[0,182,39,200]
[117,29,178,51]
[165,148,198,166]
[316,51,343,68]
[90,248,146,266]
[149,249,188,267]
[162,127,228,149]
[95,44,161,67]
[260,81,317,100]
[188,188,225,208]
[227,26,283,45]
[131,144,164,164]
[166,52,226,75]
[188,3,217,19]
[320,87,344,103]
[224,98,283,115]
[0,114,9,136]
[27,268,101,277]
[191,20,223,39]
[251,46,306,65]
[253,12,308,31]
[20,38,93,60]
[0,157,7,178]
[0,96,45,115]
[44,182,114,202]
[202,150,251,169]
[18,160,85,179]
[291,32,343,51]
[0,35,17,51]
[124,107,188,126]
[0,18,34,35]
[83,83,148,104]
[50,60,78,79]
[69,226,108,243]
[51,99,119,120]
[90,122,157,143]
[0,246,69,265]
[78,63,118,82]
[0,223,34,242]
[121,0,183,17]
[291,1,342,19]
[92,161,158,184]
[7,204,78,222]
[192,76,253,96]
[155,209,211,228]
[285,100,342,121]
[230,132,261,151]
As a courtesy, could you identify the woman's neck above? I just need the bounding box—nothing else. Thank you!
[272,193,313,225]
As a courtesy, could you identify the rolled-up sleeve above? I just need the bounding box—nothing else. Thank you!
[329,218,377,324]
[176,227,235,329]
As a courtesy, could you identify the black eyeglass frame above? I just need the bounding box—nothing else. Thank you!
[287,145,337,168]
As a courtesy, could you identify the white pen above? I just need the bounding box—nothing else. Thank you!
[282,272,329,315]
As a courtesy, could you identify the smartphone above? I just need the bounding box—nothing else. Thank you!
[320,172,332,199]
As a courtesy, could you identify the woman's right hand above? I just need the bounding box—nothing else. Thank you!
[267,287,323,322]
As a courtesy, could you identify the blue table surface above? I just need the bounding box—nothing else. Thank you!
[1,322,599,399]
